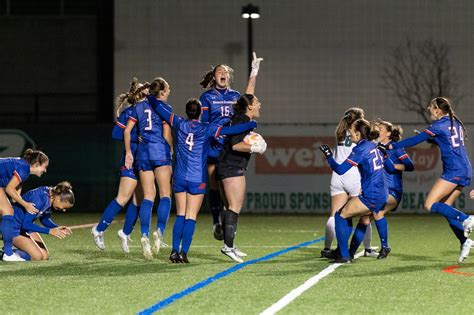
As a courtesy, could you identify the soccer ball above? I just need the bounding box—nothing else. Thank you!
[243,132,264,145]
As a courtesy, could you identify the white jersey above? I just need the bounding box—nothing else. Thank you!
[330,130,361,196]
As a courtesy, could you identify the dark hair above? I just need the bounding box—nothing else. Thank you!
[51,181,75,205]
[23,149,48,165]
[353,119,379,141]
[199,64,234,89]
[377,119,403,142]
[233,94,255,115]
[430,97,467,139]
[115,78,150,117]
[149,77,168,97]
[335,107,365,142]
[185,99,202,120]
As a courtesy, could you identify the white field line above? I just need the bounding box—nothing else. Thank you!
[260,250,367,315]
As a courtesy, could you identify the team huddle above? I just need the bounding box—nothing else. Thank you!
[319,99,474,264]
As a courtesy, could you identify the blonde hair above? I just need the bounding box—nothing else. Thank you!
[115,77,150,118]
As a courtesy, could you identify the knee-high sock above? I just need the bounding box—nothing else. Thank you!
[123,203,139,235]
[97,199,123,232]
[2,215,15,256]
[139,199,154,237]
[430,202,469,221]
[324,216,336,249]
[224,209,239,248]
[375,217,389,247]
[15,249,31,261]
[181,219,197,254]
[445,216,467,245]
[172,215,185,252]
[363,222,372,249]
[209,189,223,225]
[349,223,368,256]
[334,212,350,259]
[156,197,171,235]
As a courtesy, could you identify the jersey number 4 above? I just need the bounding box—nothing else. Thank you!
[450,126,465,147]
[186,133,194,151]
[370,148,383,171]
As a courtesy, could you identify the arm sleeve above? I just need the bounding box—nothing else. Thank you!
[391,132,431,149]
[111,124,125,141]
[218,121,257,137]
[397,149,415,172]
[40,214,59,229]
[327,157,354,175]
[147,96,182,128]
[383,157,397,174]
[200,94,210,122]
[22,213,50,234]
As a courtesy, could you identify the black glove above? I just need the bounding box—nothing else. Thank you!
[319,144,333,158]
[377,143,388,158]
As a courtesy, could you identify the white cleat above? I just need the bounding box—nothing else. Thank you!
[234,246,247,257]
[459,238,473,263]
[364,248,379,257]
[3,252,26,262]
[117,229,131,254]
[140,236,153,260]
[91,225,105,250]
[462,216,474,237]
[152,230,163,255]
[221,245,244,263]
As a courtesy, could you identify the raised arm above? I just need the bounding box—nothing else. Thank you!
[319,145,354,175]
[244,52,263,95]
[390,132,430,149]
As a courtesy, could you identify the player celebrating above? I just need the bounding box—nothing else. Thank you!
[385,97,474,262]
[320,119,387,263]
[0,149,49,261]
[147,96,258,263]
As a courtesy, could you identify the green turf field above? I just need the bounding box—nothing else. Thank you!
[1,213,473,314]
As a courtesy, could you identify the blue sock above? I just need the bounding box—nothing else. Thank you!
[334,212,350,259]
[181,219,196,254]
[123,203,139,235]
[14,249,31,261]
[139,199,154,237]
[97,199,123,232]
[156,197,171,235]
[172,215,185,252]
[375,217,389,247]
[349,223,368,256]
[2,215,14,256]
[430,202,469,221]
[445,217,467,245]
[209,189,222,225]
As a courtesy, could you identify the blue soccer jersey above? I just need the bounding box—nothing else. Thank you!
[112,106,139,143]
[129,99,172,162]
[13,186,58,235]
[384,145,412,193]
[0,158,30,187]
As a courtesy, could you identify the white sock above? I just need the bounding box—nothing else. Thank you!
[363,222,372,249]
[324,216,335,249]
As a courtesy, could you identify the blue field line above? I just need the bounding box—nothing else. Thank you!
[137,236,325,314]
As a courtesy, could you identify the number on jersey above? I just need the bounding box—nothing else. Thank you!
[186,133,194,151]
[370,148,383,171]
[450,125,465,147]
[144,109,153,130]
[220,106,231,117]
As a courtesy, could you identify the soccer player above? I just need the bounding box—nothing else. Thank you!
[147,96,258,263]
[91,78,147,253]
[385,97,474,262]
[0,149,49,261]
[124,77,173,260]
[10,182,74,261]
[217,94,267,263]
[321,108,377,259]
[199,52,263,241]
[320,119,387,263]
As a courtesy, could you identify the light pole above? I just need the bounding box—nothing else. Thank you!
[241,4,260,76]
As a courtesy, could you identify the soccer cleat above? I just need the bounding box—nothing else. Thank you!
[140,236,153,260]
[320,248,332,258]
[234,247,247,257]
[213,223,224,241]
[364,248,378,257]
[91,225,105,250]
[2,252,26,262]
[169,250,181,263]
[377,246,391,259]
[462,216,474,237]
[179,251,190,263]
[459,238,473,263]
[332,257,351,264]
[152,229,163,255]
[117,229,131,254]
[221,245,244,263]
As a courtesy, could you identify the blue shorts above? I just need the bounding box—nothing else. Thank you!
[120,166,139,180]
[173,177,206,195]
[358,195,386,213]
[137,159,172,172]
[441,173,471,187]
[388,189,403,212]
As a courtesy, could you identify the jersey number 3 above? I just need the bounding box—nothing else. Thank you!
[144,109,153,131]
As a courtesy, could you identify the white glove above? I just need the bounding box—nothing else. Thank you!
[250,139,267,154]
[250,52,264,77]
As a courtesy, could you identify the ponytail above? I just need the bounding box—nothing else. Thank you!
[335,107,365,142]
[51,181,75,205]
[115,78,150,118]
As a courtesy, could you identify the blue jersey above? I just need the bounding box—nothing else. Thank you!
[129,99,172,162]
[200,88,240,124]
[13,186,58,234]
[384,144,410,192]
[0,158,30,187]
[345,140,387,205]
[112,105,139,143]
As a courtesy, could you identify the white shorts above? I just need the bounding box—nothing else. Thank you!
[330,168,361,197]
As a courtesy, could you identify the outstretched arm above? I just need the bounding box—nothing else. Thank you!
[218,121,257,137]
[245,52,263,95]
[147,96,180,128]
[391,132,430,149]
[320,145,353,175]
